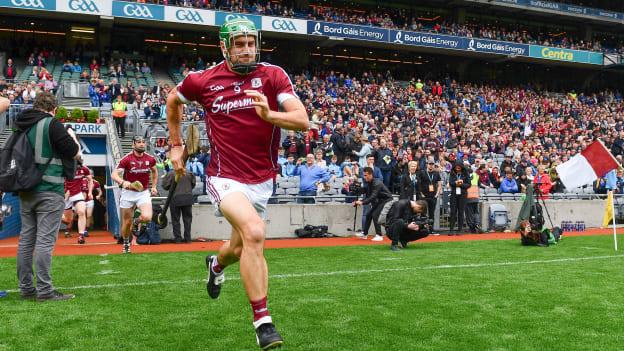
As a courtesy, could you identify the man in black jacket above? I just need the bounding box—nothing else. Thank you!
[419,158,442,226]
[381,199,429,251]
[162,170,196,243]
[449,161,470,234]
[354,167,393,241]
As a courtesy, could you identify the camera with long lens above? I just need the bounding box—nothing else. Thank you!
[411,214,433,232]
[350,179,364,196]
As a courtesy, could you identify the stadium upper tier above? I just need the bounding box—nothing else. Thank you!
[123,0,624,54]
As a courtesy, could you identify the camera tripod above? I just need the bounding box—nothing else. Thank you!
[533,183,555,228]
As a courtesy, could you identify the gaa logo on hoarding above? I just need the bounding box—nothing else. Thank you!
[11,0,44,8]
[271,19,296,32]
[69,0,99,13]
[123,4,153,18]
[225,13,252,22]
[176,9,203,23]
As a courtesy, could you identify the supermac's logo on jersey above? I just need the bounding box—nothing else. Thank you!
[251,78,262,88]
[212,96,254,114]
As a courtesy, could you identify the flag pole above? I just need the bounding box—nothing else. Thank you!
[612,190,618,251]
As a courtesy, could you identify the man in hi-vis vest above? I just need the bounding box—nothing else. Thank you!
[15,92,81,302]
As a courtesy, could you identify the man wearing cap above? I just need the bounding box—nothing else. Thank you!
[166,19,308,349]
[111,136,158,254]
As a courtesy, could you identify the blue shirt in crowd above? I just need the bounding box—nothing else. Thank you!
[294,164,330,191]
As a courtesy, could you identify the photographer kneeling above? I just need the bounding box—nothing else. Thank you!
[380,199,430,252]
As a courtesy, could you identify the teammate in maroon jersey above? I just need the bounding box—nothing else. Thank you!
[166,19,308,349]
[83,176,102,232]
[61,157,92,244]
[111,136,158,254]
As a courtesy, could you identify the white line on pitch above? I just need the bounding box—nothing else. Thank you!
[4,254,623,293]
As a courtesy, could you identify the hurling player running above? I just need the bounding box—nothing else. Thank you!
[166,19,308,350]
[111,136,158,254]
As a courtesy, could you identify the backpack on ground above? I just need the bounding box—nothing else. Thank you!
[295,225,330,238]
[136,204,163,244]
[0,118,53,193]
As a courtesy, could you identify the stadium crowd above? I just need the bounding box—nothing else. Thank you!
[274,70,624,196]
[131,0,623,53]
[4,54,624,199]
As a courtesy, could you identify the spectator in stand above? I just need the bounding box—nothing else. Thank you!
[282,130,299,157]
[141,62,151,74]
[500,171,519,194]
[327,155,342,178]
[281,154,297,178]
[533,165,553,199]
[375,138,394,188]
[331,125,348,164]
[296,132,317,158]
[109,78,122,100]
[294,154,330,204]
[143,98,160,120]
[72,61,82,73]
[3,58,16,80]
[62,60,73,73]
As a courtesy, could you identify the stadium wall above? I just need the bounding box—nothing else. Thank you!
[156,200,609,240]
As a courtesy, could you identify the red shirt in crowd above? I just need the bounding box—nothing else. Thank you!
[116,152,156,191]
[65,166,91,196]
[177,61,298,184]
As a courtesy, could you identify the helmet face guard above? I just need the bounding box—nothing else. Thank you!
[219,19,260,75]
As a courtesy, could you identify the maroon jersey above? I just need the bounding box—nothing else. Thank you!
[177,61,298,184]
[65,166,91,196]
[117,152,156,191]
[82,178,100,196]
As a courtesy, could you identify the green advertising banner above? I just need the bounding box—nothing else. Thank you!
[529,45,603,65]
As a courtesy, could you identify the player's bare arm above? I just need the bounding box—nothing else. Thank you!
[244,90,309,131]
[87,174,94,200]
[166,88,186,175]
[150,165,158,196]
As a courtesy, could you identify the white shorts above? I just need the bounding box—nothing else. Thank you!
[85,200,94,209]
[64,193,85,210]
[120,189,151,209]
[206,176,273,217]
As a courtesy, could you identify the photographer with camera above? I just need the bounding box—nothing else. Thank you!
[354,167,393,241]
[380,199,429,251]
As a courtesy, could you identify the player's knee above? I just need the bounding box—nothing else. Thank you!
[241,221,265,245]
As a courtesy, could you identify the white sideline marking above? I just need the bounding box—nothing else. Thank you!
[99,260,110,265]
[95,270,120,275]
[4,255,623,293]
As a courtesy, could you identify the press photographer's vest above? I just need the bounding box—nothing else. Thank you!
[26,117,65,195]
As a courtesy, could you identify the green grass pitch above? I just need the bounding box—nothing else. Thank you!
[1,235,623,350]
